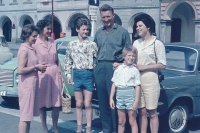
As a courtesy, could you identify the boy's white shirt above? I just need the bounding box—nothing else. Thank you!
[111,63,141,88]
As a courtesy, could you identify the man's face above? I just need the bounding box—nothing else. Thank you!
[100,10,115,29]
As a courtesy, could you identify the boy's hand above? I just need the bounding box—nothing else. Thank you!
[132,101,138,112]
[110,99,115,109]
[67,77,74,85]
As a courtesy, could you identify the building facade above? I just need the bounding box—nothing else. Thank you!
[0,0,160,43]
[160,0,200,43]
[1,0,199,43]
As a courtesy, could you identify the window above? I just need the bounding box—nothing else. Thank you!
[166,46,197,71]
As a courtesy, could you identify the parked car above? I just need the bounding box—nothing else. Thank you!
[56,36,94,55]
[0,35,13,64]
[92,43,200,133]
[0,36,94,104]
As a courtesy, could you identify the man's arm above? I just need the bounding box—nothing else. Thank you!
[123,30,132,47]
[64,44,73,84]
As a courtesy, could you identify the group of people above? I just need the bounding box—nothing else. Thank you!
[17,3,166,133]
[18,20,62,133]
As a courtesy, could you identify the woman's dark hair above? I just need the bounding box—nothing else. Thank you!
[133,14,156,36]
[36,19,51,33]
[100,4,114,14]
[76,18,90,29]
[20,24,38,41]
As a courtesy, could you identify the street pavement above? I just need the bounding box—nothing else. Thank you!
[0,97,102,133]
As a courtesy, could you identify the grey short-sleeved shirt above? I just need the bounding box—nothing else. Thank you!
[94,24,132,63]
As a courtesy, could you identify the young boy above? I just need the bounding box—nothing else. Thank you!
[64,18,98,133]
[110,46,141,133]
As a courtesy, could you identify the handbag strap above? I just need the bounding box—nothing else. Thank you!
[153,39,158,64]
[62,83,69,95]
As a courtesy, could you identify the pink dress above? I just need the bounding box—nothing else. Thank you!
[34,38,62,108]
[18,43,39,121]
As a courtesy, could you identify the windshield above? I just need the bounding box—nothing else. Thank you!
[0,37,8,47]
[165,46,197,71]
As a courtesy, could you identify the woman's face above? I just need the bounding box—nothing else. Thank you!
[41,25,51,38]
[76,25,89,39]
[136,21,149,38]
[26,31,38,45]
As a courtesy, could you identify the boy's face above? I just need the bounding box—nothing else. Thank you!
[123,52,136,66]
[76,25,89,39]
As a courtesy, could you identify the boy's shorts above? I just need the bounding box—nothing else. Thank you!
[73,69,94,92]
[116,86,135,110]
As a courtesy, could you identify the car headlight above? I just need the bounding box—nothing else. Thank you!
[16,73,19,83]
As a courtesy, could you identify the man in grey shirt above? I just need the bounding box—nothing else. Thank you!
[93,4,132,133]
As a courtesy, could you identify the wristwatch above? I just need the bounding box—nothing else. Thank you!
[33,65,37,71]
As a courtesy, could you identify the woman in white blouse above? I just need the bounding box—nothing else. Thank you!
[133,14,166,133]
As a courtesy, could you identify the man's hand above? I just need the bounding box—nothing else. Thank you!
[113,62,121,70]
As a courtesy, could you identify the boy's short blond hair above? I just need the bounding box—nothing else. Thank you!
[122,46,138,63]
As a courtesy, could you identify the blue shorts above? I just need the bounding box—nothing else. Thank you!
[73,69,94,92]
[116,86,135,110]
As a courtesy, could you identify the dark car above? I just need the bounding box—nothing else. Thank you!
[92,43,200,133]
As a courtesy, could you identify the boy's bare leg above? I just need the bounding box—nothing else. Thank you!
[128,110,138,133]
[117,109,126,133]
[74,90,84,132]
[84,90,93,133]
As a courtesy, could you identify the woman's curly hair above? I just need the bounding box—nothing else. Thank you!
[20,24,38,41]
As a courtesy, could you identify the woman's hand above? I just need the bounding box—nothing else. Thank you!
[67,77,74,85]
[35,63,47,73]
[110,99,115,109]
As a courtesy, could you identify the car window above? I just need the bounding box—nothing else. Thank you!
[166,51,185,69]
[166,46,197,71]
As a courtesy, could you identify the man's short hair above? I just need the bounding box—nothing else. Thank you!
[76,17,90,29]
[99,4,114,14]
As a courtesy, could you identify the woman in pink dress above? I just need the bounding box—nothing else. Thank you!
[34,19,63,133]
[18,24,47,133]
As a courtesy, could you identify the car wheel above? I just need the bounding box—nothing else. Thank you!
[160,103,189,133]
